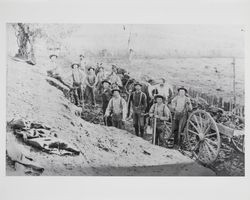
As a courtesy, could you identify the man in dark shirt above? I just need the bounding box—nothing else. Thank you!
[128,82,147,137]
[101,80,112,126]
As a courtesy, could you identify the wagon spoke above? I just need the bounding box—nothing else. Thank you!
[193,151,199,160]
[203,141,214,162]
[204,121,212,135]
[198,112,204,131]
[205,138,218,147]
[205,132,217,138]
[191,141,200,151]
[204,140,217,158]
[188,129,199,136]
[189,120,200,134]
[193,115,201,132]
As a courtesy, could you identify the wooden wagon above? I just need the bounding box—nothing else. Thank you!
[150,109,245,165]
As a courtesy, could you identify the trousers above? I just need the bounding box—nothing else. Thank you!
[133,112,145,137]
[72,82,82,106]
[84,85,96,105]
[172,111,188,145]
[112,113,124,129]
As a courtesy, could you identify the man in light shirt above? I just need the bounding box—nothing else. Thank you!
[105,88,127,129]
[171,86,192,148]
[152,78,173,104]
[71,63,85,106]
[149,94,170,145]
[107,64,122,88]
[47,54,71,89]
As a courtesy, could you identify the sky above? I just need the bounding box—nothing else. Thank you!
[64,24,245,57]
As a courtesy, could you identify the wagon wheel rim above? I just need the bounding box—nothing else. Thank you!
[186,109,221,164]
[232,135,245,153]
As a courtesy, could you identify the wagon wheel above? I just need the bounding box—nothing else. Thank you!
[186,109,221,164]
[159,113,173,147]
[231,135,245,153]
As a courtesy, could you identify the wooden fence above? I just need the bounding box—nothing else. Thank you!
[172,85,244,117]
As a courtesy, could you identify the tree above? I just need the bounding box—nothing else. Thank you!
[12,23,80,65]
[12,23,44,65]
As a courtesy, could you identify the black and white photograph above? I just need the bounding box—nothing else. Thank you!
[5,23,245,176]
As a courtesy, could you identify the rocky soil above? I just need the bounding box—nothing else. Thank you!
[6,58,215,176]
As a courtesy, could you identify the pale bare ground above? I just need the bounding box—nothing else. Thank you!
[6,58,215,176]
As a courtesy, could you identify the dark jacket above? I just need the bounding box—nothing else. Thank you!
[102,88,112,113]
[128,91,147,114]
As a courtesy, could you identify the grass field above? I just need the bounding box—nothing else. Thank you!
[111,57,244,105]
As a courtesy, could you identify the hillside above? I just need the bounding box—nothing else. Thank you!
[6,58,215,176]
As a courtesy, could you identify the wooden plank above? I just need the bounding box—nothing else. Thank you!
[211,123,244,138]
[215,123,234,137]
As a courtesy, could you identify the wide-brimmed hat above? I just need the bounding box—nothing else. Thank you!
[71,63,80,68]
[134,82,142,87]
[154,94,164,100]
[111,88,120,93]
[88,66,95,71]
[177,86,188,93]
[102,79,111,85]
[49,54,58,59]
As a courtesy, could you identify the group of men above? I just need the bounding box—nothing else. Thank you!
[48,53,193,149]
[48,54,123,107]
[101,78,193,149]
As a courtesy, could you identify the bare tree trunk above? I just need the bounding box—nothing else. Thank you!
[13,23,36,65]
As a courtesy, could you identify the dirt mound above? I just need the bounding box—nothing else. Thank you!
[6,58,215,176]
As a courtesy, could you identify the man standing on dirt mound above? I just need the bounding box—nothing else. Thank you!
[127,82,147,138]
[105,88,127,129]
[149,94,170,146]
[84,66,97,107]
[71,63,85,106]
[171,86,192,149]
[47,54,71,89]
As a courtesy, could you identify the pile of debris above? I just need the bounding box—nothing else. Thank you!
[81,104,104,125]
[8,119,80,156]
[190,97,245,131]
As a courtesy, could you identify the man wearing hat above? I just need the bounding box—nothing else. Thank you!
[84,66,97,106]
[171,86,192,148]
[105,87,127,129]
[101,80,112,126]
[48,54,59,75]
[96,66,107,93]
[127,82,147,138]
[47,54,71,89]
[107,64,122,88]
[149,78,173,104]
[149,94,170,145]
[71,63,85,106]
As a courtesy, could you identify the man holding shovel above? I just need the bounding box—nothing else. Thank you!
[149,94,170,145]
[127,82,147,138]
